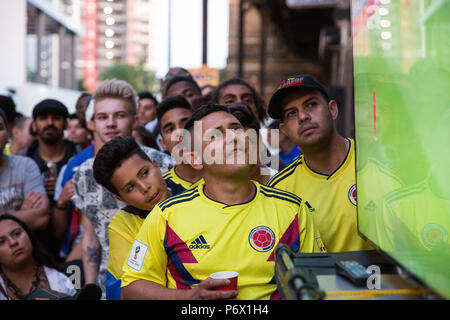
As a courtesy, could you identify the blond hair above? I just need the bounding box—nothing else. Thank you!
[92,79,138,115]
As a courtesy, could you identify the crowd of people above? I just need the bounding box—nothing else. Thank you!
[0,68,373,300]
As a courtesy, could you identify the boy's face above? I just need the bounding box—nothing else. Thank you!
[110,154,169,211]
[159,107,193,154]
[138,98,157,125]
[93,98,137,145]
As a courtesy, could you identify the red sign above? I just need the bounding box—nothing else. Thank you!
[83,0,98,93]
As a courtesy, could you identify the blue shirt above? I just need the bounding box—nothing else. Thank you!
[279,145,302,166]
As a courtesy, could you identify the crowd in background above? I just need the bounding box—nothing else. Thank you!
[0,66,368,300]
[0,67,310,299]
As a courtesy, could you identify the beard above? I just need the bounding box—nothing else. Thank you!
[39,126,63,145]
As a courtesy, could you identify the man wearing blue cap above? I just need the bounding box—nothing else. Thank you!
[267,74,373,252]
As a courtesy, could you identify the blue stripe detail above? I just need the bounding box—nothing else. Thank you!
[260,190,301,206]
[267,159,302,187]
[260,185,303,204]
[290,235,300,253]
[164,242,200,287]
[106,271,121,300]
[165,179,187,197]
[159,188,198,208]
[160,193,200,211]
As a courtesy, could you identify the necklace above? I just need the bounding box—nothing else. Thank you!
[0,264,49,300]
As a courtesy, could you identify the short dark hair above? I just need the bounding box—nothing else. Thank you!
[0,108,8,130]
[93,136,150,195]
[165,76,201,97]
[68,113,88,130]
[0,95,17,126]
[157,95,193,124]
[12,113,27,129]
[214,78,267,121]
[184,104,229,132]
[190,90,216,110]
[227,103,260,131]
[268,119,281,130]
[138,91,158,105]
[133,125,160,150]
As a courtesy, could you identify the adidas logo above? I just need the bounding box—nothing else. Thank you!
[189,235,210,249]
[364,200,377,212]
[305,201,316,213]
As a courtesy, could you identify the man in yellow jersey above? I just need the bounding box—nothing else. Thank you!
[121,104,324,300]
[267,74,373,252]
[157,95,203,194]
[93,136,172,300]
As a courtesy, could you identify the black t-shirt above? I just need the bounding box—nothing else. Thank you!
[24,140,78,262]
[25,140,78,177]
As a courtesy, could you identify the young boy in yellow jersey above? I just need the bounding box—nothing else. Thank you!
[93,136,173,300]
[267,74,373,252]
[121,104,325,300]
[156,95,203,193]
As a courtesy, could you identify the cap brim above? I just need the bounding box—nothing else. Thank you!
[268,85,330,120]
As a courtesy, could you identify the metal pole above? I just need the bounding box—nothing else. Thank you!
[202,0,208,65]
[238,0,244,78]
[259,5,266,97]
[168,0,172,68]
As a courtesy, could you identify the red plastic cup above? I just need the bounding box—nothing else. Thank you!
[210,271,239,291]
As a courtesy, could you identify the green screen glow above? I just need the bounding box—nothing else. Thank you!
[352,0,450,298]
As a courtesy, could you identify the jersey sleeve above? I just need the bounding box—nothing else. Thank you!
[107,213,135,280]
[298,201,327,253]
[121,205,168,288]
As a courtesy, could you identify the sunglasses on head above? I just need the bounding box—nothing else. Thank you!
[163,72,191,82]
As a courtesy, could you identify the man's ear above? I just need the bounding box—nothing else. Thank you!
[158,136,167,152]
[87,120,95,132]
[151,159,160,170]
[279,122,288,137]
[329,100,338,121]
[11,127,20,139]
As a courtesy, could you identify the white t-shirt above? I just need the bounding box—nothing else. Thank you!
[0,266,77,300]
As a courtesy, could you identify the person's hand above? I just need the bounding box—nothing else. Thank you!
[186,278,238,300]
[44,177,57,197]
[21,191,44,210]
[57,179,75,208]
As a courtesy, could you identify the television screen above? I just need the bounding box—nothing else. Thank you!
[352,0,450,298]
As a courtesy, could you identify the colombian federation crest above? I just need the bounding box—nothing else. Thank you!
[348,184,357,206]
[422,223,448,249]
[249,226,275,252]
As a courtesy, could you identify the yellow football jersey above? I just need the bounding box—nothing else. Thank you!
[107,206,148,300]
[163,167,204,196]
[268,138,373,252]
[380,178,449,251]
[121,181,325,300]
